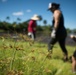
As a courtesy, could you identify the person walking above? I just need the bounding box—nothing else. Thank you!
[70,35,76,73]
[28,14,40,40]
[47,2,68,61]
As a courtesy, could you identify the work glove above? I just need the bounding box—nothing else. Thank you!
[70,34,76,42]
[51,28,56,38]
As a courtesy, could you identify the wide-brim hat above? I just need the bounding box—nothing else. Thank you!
[31,14,40,20]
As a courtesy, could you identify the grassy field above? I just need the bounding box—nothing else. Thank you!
[0,35,76,75]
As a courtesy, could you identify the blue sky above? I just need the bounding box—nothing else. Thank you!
[0,0,76,29]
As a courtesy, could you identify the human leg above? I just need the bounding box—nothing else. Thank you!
[72,50,76,72]
[33,32,36,40]
[72,56,76,73]
[48,38,57,52]
[47,38,57,58]
[30,33,35,40]
[58,38,68,61]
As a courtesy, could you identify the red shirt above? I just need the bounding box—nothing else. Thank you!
[28,20,37,33]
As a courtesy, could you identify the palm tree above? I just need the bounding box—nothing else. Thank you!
[17,17,21,24]
[38,15,42,21]
[6,16,10,33]
[6,16,10,22]
[43,20,47,26]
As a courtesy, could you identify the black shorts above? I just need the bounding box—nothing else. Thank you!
[73,37,76,42]
[73,50,76,60]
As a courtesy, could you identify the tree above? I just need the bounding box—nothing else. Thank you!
[6,16,10,20]
[38,15,42,21]
[66,28,71,33]
[72,29,76,34]
[43,20,47,26]
[6,16,10,22]
[17,17,21,24]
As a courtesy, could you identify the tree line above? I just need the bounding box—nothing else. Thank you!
[0,16,76,34]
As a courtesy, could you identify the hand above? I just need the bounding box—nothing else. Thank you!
[70,35,74,38]
[51,28,56,38]
[70,34,76,42]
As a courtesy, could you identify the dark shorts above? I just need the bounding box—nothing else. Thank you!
[73,37,76,42]
[73,50,76,60]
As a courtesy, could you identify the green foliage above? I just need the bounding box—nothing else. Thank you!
[43,20,47,26]
[0,20,76,34]
[37,25,43,31]
[66,28,71,34]
[72,29,76,34]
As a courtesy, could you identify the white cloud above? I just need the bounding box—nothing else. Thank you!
[26,9,31,12]
[12,12,24,16]
[2,0,7,2]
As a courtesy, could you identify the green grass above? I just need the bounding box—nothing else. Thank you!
[0,36,76,75]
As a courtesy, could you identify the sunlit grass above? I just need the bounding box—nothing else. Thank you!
[0,35,76,75]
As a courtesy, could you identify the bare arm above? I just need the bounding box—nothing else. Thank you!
[53,10,61,30]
